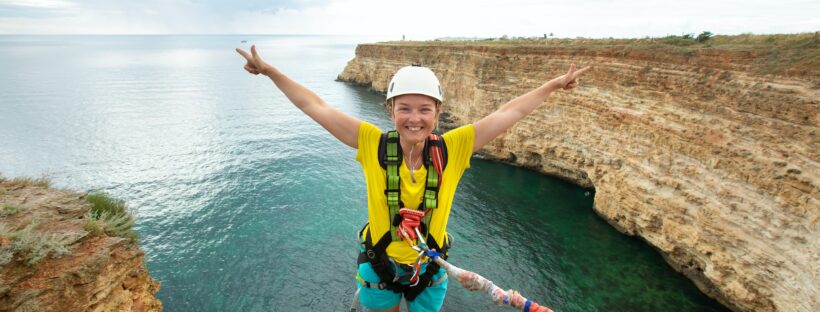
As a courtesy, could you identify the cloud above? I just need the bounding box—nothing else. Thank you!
[0,0,817,36]
[0,0,75,8]
[0,0,75,18]
[231,0,820,38]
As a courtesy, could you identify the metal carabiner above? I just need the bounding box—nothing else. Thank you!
[414,228,428,250]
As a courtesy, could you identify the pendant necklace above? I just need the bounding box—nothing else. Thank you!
[407,143,422,183]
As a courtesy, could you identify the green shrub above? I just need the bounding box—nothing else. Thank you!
[0,222,72,266]
[1,202,25,216]
[697,31,714,43]
[85,192,138,243]
[0,223,12,265]
[659,35,697,46]
[86,192,127,217]
[0,246,11,265]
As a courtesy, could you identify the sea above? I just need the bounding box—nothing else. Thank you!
[0,35,728,311]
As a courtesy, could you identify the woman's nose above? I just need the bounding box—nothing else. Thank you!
[408,110,422,121]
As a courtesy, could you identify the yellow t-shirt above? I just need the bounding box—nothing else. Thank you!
[356,121,475,264]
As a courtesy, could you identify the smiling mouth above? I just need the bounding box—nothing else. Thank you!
[406,126,423,132]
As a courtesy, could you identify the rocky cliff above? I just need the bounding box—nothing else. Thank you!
[338,34,819,312]
[0,177,161,311]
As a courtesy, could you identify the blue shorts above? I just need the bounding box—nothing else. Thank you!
[356,260,448,311]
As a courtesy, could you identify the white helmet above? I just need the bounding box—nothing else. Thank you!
[385,65,443,103]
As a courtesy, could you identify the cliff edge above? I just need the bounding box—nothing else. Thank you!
[0,177,161,311]
[338,34,819,312]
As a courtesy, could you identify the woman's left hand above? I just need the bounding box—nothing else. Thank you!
[236,45,274,76]
[551,63,592,90]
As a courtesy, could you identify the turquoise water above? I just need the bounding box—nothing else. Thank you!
[0,35,727,311]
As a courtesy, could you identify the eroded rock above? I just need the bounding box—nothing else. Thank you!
[338,39,819,312]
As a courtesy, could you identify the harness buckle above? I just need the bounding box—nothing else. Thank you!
[366,249,376,259]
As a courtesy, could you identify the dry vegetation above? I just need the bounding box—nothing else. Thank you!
[376,32,819,79]
[0,174,138,267]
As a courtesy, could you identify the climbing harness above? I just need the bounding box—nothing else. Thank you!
[355,130,450,301]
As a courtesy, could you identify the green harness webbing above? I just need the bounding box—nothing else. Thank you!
[384,131,403,241]
[383,130,441,242]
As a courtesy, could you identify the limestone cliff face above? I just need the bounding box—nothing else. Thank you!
[0,180,161,311]
[338,38,819,312]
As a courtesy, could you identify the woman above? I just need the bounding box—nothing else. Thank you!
[237,45,589,312]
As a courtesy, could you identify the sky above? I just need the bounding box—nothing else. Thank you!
[0,0,818,38]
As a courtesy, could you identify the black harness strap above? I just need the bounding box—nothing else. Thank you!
[358,223,450,300]
[359,225,399,291]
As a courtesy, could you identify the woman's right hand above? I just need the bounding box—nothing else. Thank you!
[236,45,272,76]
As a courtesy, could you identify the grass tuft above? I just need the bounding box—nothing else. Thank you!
[85,192,138,243]
[83,216,104,235]
[2,175,52,188]
[1,202,25,216]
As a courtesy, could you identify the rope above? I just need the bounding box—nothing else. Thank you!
[431,257,554,312]
[392,180,553,311]
[349,288,360,312]
[407,223,554,312]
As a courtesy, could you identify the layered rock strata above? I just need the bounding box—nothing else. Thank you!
[338,38,819,312]
[0,180,161,311]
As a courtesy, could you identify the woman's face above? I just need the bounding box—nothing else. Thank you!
[390,94,440,145]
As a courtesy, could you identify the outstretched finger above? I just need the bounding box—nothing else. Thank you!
[566,63,577,77]
[573,66,592,78]
[236,48,252,61]
[251,45,260,61]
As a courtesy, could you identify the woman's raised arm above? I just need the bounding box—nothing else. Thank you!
[237,45,361,148]
[472,64,591,152]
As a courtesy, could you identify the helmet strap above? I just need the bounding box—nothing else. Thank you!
[384,98,394,119]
